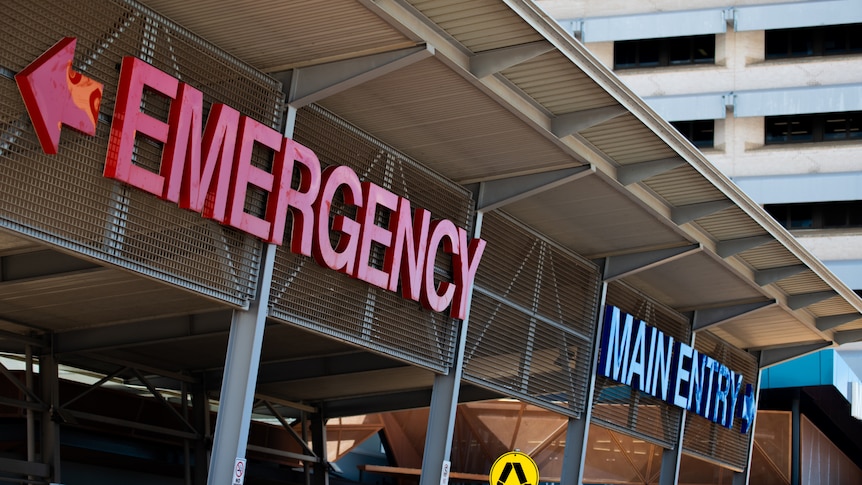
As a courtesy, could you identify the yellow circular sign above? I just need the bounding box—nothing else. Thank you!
[489,451,539,485]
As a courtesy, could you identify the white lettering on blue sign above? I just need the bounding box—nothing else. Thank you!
[597,305,756,434]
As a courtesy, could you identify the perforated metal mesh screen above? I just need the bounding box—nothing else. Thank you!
[0,0,284,305]
[592,282,691,447]
[683,330,758,470]
[464,212,601,418]
[269,105,475,372]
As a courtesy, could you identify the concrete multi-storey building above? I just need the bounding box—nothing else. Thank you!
[538,0,862,291]
[537,2,862,481]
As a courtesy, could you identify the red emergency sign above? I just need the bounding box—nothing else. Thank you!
[92,55,486,319]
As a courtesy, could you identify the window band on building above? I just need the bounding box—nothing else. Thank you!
[614,35,716,69]
[765,111,862,144]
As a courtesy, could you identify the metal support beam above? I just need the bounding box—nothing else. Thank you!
[786,290,838,310]
[40,353,61,484]
[732,359,762,485]
[0,457,49,480]
[559,283,608,485]
[419,213,484,485]
[54,310,233,354]
[715,235,773,258]
[671,200,735,225]
[757,341,832,368]
[192,379,211,485]
[311,409,329,485]
[790,390,800,485]
[477,166,591,211]
[834,329,862,345]
[692,300,775,332]
[470,40,554,78]
[616,157,686,185]
[551,105,627,137]
[277,45,434,107]
[602,244,701,281]
[754,265,807,286]
[206,244,277,485]
[815,313,862,332]
[659,330,697,485]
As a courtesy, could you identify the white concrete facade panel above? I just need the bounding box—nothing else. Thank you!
[709,142,862,179]
[734,84,862,117]
[615,57,862,100]
[734,0,862,31]
[733,172,862,204]
[644,93,728,121]
[795,233,862,261]
[537,0,790,19]
[579,9,727,43]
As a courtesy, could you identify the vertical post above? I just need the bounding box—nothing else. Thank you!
[182,380,192,485]
[790,389,800,485]
[559,281,608,485]
[302,411,312,485]
[25,345,35,469]
[311,408,329,485]
[418,213,484,485]
[192,378,210,485]
[207,100,298,485]
[206,243,276,485]
[658,409,688,485]
[732,363,763,485]
[658,323,698,485]
[40,352,61,484]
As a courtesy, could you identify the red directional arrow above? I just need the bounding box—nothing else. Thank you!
[15,37,103,155]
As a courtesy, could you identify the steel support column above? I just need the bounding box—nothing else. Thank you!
[419,213,484,485]
[658,410,688,485]
[40,352,61,484]
[559,282,608,485]
[206,244,277,485]
[732,367,763,485]
[311,409,329,485]
[192,378,211,485]
[658,332,698,485]
[790,390,800,485]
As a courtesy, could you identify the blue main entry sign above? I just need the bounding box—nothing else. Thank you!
[598,306,757,434]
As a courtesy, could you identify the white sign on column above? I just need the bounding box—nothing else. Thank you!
[233,458,247,485]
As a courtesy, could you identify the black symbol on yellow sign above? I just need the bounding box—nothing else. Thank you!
[489,452,539,485]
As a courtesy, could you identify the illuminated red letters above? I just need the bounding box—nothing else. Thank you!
[104,57,485,318]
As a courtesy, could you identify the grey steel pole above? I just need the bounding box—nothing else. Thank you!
[206,243,276,485]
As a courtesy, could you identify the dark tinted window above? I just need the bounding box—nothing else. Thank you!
[671,120,715,148]
[766,201,862,229]
[615,35,715,69]
[766,112,862,144]
[766,24,862,59]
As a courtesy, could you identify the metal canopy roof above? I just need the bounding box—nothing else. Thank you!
[3,0,862,418]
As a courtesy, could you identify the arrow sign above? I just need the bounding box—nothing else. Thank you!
[15,37,103,154]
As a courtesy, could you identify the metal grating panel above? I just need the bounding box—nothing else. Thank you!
[318,57,580,185]
[683,331,758,470]
[738,241,802,270]
[592,282,691,447]
[0,0,284,305]
[410,0,544,53]
[642,166,727,207]
[775,272,832,295]
[808,296,860,319]
[140,0,413,72]
[464,211,601,418]
[695,208,768,242]
[501,51,619,115]
[579,114,678,164]
[269,104,475,372]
